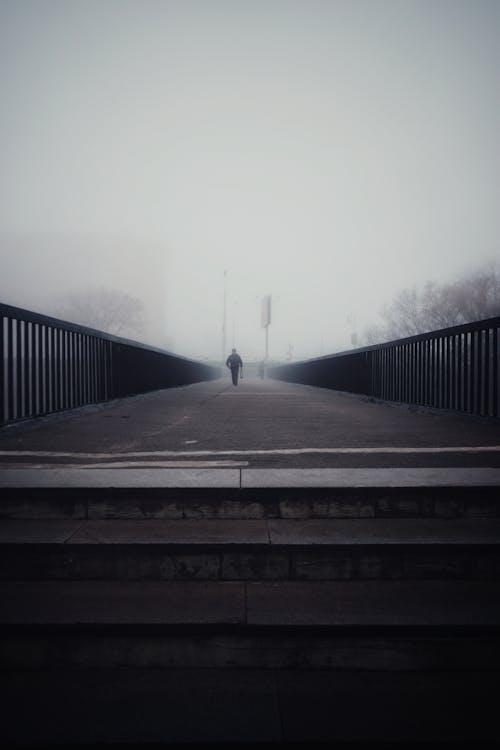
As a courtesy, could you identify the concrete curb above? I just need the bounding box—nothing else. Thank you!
[1,467,500,488]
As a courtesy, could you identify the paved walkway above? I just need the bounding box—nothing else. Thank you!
[0,376,499,468]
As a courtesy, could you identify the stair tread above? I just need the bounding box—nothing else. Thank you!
[1,467,500,488]
[1,580,499,626]
[1,518,500,545]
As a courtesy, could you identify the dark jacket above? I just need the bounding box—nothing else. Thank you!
[226,353,243,369]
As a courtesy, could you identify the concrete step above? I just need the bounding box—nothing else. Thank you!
[1,469,498,744]
[1,667,498,743]
[1,484,500,519]
[1,579,500,671]
[1,518,499,580]
[2,579,499,626]
[3,627,500,671]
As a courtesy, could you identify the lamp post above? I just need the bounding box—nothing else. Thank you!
[222,270,227,363]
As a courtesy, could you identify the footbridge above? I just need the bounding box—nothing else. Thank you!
[1,303,500,743]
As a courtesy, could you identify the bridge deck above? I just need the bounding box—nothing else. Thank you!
[0,377,499,469]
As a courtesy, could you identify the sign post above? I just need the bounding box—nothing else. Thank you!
[261,295,271,362]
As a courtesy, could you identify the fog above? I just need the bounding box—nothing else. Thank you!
[1,0,499,362]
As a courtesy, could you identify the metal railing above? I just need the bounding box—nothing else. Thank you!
[269,316,500,418]
[0,302,221,425]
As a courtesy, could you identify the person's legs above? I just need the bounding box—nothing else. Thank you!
[231,367,238,386]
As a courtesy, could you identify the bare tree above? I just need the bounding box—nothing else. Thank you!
[56,288,146,338]
[454,262,500,322]
[363,324,389,345]
[382,287,422,339]
[363,261,500,344]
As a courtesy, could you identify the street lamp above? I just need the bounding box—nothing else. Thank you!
[221,270,227,363]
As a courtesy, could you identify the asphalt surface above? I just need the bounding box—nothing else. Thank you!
[0,376,499,468]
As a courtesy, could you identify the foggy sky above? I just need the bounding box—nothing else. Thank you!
[1,0,499,362]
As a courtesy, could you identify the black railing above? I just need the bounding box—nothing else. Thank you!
[269,316,500,418]
[0,303,221,425]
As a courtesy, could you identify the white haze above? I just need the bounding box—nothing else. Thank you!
[1,0,499,362]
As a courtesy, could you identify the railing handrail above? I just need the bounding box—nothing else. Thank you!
[1,301,221,425]
[0,301,196,364]
[284,315,500,366]
[270,315,499,419]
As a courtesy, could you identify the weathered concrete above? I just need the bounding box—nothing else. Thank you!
[0,519,83,543]
[0,467,240,487]
[3,632,500,671]
[243,467,500,487]
[2,579,499,626]
[1,465,500,488]
[267,517,500,544]
[1,517,499,545]
[2,517,498,583]
[246,580,500,625]
[0,580,245,624]
[2,542,497,582]
[2,485,499,519]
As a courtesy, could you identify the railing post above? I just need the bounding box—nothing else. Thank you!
[267,316,499,420]
[493,326,499,418]
[485,329,491,417]
[0,316,4,424]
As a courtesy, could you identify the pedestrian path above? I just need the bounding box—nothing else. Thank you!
[0,377,499,468]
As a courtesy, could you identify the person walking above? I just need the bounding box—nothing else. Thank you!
[226,348,243,386]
